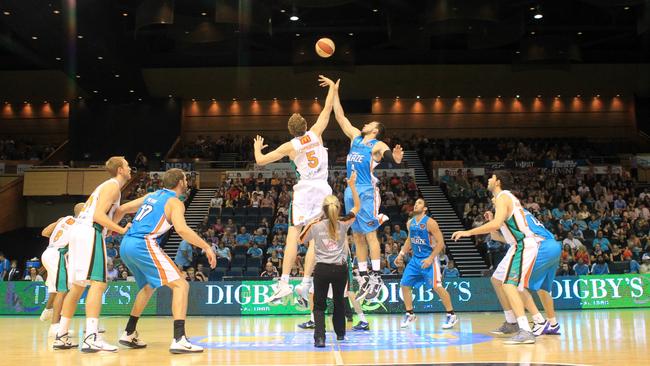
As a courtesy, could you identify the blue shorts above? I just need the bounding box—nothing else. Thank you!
[528,239,561,292]
[399,256,442,289]
[344,184,385,234]
[120,236,182,289]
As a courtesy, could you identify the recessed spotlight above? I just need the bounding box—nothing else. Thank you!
[93,90,98,94]
[97,56,103,60]
[477,95,481,98]
[372,8,378,13]
[44,101,48,104]
[456,96,461,98]
[516,95,520,98]
[280,9,286,13]
[168,94,173,98]
[138,98,142,101]
[104,98,108,102]
[3,11,10,16]
[31,36,38,40]
[577,31,583,35]
[63,100,68,103]
[75,75,80,78]
[184,31,190,34]
[253,98,257,101]
[295,33,300,37]
[294,97,298,100]
[129,89,134,93]
[576,94,581,98]
[55,57,61,61]
[290,15,299,21]
[557,95,561,98]
[530,31,536,35]
[191,98,196,102]
[416,96,420,99]
[53,10,60,14]
[624,6,630,10]
[515,51,521,54]
[497,95,501,98]
[313,97,318,100]
[114,74,120,78]
[395,96,400,99]
[122,12,128,17]
[77,35,83,39]
[344,51,350,54]
[233,98,237,101]
[616,94,621,97]
[596,94,600,98]
[348,32,354,36]
[201,12,207,16]
[437,95,441,98]
[78,96,83,100]
[273,97,277,101]
[24,101,28,104]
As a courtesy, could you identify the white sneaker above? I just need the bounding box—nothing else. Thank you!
[53,333,78,350]
[532,320,550,336]
[81,333,118,353]
[40,308,53,322]
[400,313,417,328]
[441,314,458,329]
[265,281,292,304]
[294,283,311,308]
[50,325,75,337]
[119,330,147,349]
[170,336,203,354]
[378,213,390,225]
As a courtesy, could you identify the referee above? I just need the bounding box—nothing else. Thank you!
[299,171,360,347]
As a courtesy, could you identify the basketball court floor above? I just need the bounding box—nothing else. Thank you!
[4,310,648,366]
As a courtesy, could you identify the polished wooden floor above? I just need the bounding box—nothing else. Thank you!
[5,310,648,366]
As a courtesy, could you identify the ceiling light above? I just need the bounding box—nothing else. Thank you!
[348,32,354,36]
[273,97,277,101]
[416,96,420,99]
[233,98,237,101]
[577,31,582,35]
[77,35,83,39]
[395,96,400,99]
[93,90,98,94]
[122,12,128,17]
[53,10,60,14]
[616,94,621,97]
[477,96,481,98]
[530,31,536,35]
[596,94,600,98]
[201,12,207,16]
[372,9,378,13]
[537,95,541,98]
[497,95,501,98]
[129,89,134,93]
[516,95,520,98]
[295,33,300,37]
[253,98,257,101]
[168,94,173,98]
[55,57,61,61]
[456,96,460,98]
[31,36,38,40]
[515,51,521,54]
[75,75,80,78]
[44,101,48,104]
[97,56,103,60]
[533,5,543,19]
[191,98,195,102]
[289,15,299,21]
[104,98,108,102]
[280,9,286,13]
[624,6,630,10]
[3,11,10,16]
[114,74,120,78]
[138,98,142,101]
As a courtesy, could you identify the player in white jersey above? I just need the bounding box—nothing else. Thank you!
[40,203,84,338]
[254,75,338,303]
[54,157,132,352]
[452,171,538,344]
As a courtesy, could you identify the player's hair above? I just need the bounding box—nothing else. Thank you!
[163,168,185,189]
[322,195,341,240]
[373,121,385,140]
[105,156,126,177]
[287,113,307,137]
[493,170,514,191]
[73,203,84,216]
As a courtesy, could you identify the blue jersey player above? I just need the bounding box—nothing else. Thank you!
[333,81,403,300]
[396,199,458,330]
[112,169,216,354]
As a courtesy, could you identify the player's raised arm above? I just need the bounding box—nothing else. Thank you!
[310,75,339,137]
[167,197,216,269]
[373,141,403,165]
[253,137,293,166]
[333,83,361,140]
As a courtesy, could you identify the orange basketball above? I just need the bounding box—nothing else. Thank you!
[315,38,335,58]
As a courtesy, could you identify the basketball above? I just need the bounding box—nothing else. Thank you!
[315,38,335,58]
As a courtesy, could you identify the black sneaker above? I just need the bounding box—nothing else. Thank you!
[352,321,370,331]
[298,320,315,329]
[364,272,384,300]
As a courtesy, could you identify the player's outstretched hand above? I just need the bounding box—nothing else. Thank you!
[451,230,470,241]
[206,248,217,269]
[318,75,337,88]
[253,135,267,151]
[347,170,357,187]
[484,211,494,221]
[393,144,403,162]
[119,222,132,235]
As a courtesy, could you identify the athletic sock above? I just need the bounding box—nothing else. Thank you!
[406,309,414,315]
[86,318,99,336]
[549,317,558,325]
[446,310,455,316]
[125,315,139,335]
[280,274,290,283]
[504,310,516,323]
[532,313,545,324]
[358,262,368,273]
[57,316,71,337]
[359,313,367,322]
[517,316,531,332]
[371,259,381,272]
[310,313,314,322]
[173,320,186,341]
[301,277,313,285]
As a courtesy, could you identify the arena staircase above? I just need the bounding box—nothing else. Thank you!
[402,151,488,277]
[163,188,217,257]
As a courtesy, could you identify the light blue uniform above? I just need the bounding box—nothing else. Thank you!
[525,210,561,292]
[399,215,442,289]
[120,189,182,289]
[344,135,384,234]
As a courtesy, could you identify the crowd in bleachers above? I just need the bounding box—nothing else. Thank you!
[0,139,57,161]
[171,169,435,281]
[432,139,650,276]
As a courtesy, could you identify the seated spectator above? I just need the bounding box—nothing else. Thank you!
[391,224,407,244]
[610,245,624,262]
[236,226,252,247]
[269,250,281,268]
[639,253,650,273]
[210,193,223,208]
[107,262,119,281]
[213,218,224,235]
[186,267,200,281]
[574,246,591,265]
[261,192,275,209]
[6,260,20,281]
[247,243,264,259]
[24,267,44,281]
[0,252,9,280]
[562,233,581,252]
[556,263,575,276]
[106,242,118,259]
[261,262,279,278]
[592,231,611,252]
[573,258,590,275]
[195,264,208,281]
[174,239,193,270]
[560,244,574,264]
[590,244,607,263]
[590,255,610,275]
[253,229,267,248]
[442,260,460,278]
[215,242,231,262]
[570,224,584,240]
[273,216,289,233]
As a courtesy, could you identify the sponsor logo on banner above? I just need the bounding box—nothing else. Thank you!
[437,168,485,178]
[164,161,194,171]
[576,165,623,175]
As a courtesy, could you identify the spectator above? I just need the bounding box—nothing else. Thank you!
[106,242,118,259]
[556,263,575,276]
[252,229,267,248]
[261,262,279,278]
[639,254,650,273]
[273,216,288,233]
[269,250,281,268]
[610,245,624,262]
[590,255,610,275]
[107,262,119,281]
[570,224,584,240]
[6,260,20,281]
[573,258,590,275]
[195,264,208,281]
[391,224,407,244]
[247,243,264,259]
[0,252,9,281]
[561,244,574,264]
[592,231,611,252]
[442,260,460,278]
[185,267,199,281]
[24,267,44,281]
[174,239,193,270]
[236,226,252,247]
[215,242,231,262]
[562,232,581,252]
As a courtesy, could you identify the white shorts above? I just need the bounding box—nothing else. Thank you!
[68,223,108,286]
[41,247,69,293]
[290,179,332,227]
[491,238,538,291]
